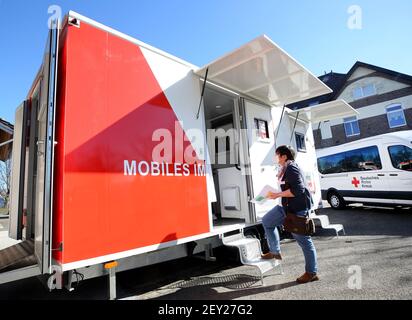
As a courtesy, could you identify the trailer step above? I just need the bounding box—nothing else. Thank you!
[0,240,36,273]
[309,211,346,238]
[222,232,283,285]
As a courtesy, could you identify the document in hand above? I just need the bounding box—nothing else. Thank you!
[251,185,279,204]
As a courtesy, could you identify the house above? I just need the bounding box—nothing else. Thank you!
[288,62,412,149]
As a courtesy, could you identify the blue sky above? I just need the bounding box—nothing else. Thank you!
[0,0,411,123]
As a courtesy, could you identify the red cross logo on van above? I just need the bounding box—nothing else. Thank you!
[351,177,360,188]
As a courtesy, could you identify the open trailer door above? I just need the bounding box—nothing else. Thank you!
[9,101,29,240]
[33,22,59,274]
[289,100,359,124]
[288,100,359,123]
[195,35,333,107]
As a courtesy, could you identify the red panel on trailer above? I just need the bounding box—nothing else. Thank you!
[53,22,210,265]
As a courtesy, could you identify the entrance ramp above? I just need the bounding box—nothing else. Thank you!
[0,240,40,285]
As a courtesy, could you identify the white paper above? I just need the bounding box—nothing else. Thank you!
[250,185,279,204]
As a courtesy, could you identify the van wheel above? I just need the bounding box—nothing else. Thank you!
[328,191,346,210]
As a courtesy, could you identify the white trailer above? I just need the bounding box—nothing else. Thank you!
[0,11,356,298]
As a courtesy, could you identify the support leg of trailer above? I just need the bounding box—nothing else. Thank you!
[279,263,284,275]
[204,243,216,262]
[108,267,116,300]
[104,261,118,300]
[65,270,74,292]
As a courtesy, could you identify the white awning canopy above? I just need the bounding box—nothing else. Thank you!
[195,35,332,107]
[289,100,359,123]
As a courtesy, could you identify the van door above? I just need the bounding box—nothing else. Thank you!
[34,24,59,274]
[242,99,278,221]
[318,144,391,207]
[385,143,412,206]
[342,144,391,205]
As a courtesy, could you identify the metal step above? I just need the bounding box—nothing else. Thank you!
[309,211,346,237]
[222,231,283,285]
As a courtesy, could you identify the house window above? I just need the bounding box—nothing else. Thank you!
[386,104,406,128]
[344,116,360,137]
[352,87,363,100]
[295,133,306,152]
[352,84,376,100]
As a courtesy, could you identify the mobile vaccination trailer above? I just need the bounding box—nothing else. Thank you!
[0,11,356,294]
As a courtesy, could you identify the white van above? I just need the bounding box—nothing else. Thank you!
[316,131,412,209]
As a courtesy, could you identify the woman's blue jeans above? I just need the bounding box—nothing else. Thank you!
[262,205,318,274]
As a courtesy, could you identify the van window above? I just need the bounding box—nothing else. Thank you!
[318,152,346,174]
[318,145,382,174]
[388,145,412,171]
[345,146,382,172]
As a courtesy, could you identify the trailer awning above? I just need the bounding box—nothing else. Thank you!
[289,100,359,123]
[195,35,332,107]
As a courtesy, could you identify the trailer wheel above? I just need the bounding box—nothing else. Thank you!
[328,191,346,210]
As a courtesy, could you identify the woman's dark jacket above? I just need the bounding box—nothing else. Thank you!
[280,162,313,214]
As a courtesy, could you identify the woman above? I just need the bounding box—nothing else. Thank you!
[261,145,319,284]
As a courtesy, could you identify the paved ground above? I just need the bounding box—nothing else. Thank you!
[0,204,411,300]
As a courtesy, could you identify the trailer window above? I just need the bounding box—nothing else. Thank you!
[345,146,382,172]
[254,118,269,139]
[388,145,412,171]
[295,133,306,152]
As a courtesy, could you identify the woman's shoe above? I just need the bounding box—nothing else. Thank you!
[296,272,319,283]
[261,252,282,260]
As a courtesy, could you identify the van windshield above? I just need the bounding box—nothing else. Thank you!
[388,145,412,171]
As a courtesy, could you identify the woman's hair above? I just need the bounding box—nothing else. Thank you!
[275,145,296,161]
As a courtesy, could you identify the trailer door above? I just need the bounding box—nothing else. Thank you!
[241,99,279,221]
[34,23,59,274]
[9,101,29,240]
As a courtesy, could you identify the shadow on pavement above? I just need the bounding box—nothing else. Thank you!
[150,280,299,300]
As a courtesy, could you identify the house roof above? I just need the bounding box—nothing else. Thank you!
[287,61,412,110]
[286,71,346,110]
[0,118,14,162]
[0,118,13,133]
[345,61,412,86]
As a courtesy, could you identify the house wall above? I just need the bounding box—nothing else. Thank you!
[337,75,409,104]
[314,108,412,148]
[313,73,412,149]
[347,66,375,81]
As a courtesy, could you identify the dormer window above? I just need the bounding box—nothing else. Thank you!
[352,84,376,100]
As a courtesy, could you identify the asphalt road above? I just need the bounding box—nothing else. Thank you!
[1,204,411,300]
